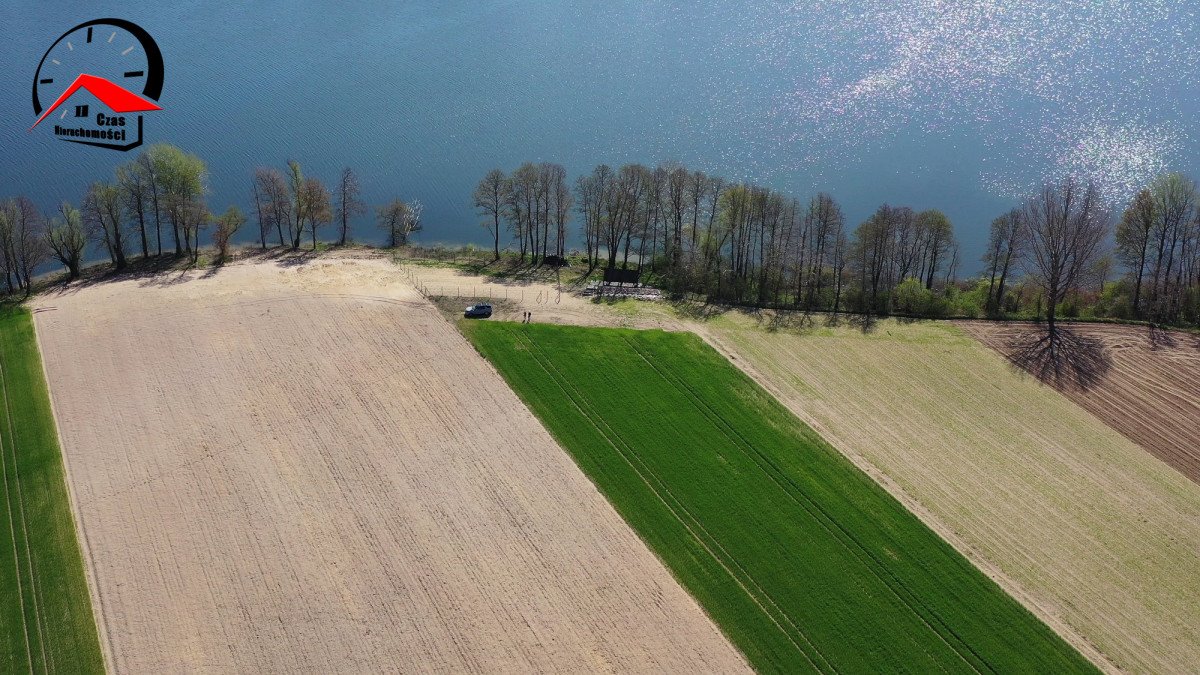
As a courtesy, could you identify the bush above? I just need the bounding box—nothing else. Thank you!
[894,279,936,316]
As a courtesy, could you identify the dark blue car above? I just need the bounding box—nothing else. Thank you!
[464,303,493,318]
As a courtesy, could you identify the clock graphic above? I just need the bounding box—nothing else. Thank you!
[30,18,164,150]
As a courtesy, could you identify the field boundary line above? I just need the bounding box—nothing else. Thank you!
[30,312,115,675]
[505,326,833,673]
[622,334,993,675]
[0,325,34,674]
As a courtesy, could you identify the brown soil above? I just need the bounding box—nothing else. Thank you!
[960,321,1200,484]
[31,254,747,673]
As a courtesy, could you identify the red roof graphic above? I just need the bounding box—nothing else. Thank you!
[29,73,162,131]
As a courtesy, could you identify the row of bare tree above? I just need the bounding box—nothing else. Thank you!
[1115,173,1200,324]
[250,163,421,252]
[476,162,961,311]
[475,163,1200,327]
[473,162,571,263]
[981,173,1200,330]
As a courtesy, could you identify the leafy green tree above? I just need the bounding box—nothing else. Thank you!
[146,144,207,259]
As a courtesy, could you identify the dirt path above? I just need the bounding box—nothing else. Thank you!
[960,321,1200,484]
[32,255,747,673]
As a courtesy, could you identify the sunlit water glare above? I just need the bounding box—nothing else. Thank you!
[2,1,1197,267]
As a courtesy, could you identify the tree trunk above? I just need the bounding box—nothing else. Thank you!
[138,214,149,259]
[493,212,500,261]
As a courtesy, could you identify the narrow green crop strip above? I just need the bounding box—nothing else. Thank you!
[461,320,1098,674]
[0,306,104,674]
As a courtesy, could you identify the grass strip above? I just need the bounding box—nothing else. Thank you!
[0,306,104,674]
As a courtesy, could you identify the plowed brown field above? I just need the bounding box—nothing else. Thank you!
[960,321,1200,484]
[31,255,747,673]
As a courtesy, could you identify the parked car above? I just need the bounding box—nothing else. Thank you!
[464,303,493,318]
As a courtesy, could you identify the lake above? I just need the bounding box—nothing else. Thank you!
[3,1,1198,271]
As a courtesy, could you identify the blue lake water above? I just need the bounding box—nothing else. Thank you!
[4,1,1199,272]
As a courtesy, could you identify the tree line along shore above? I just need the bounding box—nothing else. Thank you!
[473,162,1200,331]
[2,145,1198,329]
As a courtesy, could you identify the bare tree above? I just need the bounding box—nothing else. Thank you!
[575,165,611,271]
[1146,173,1197,321]
[1116,189,1155,318]
[137,146,166,255]
[0,199,17,293]
[852,205,898,313]
[983,209,1024,315]
[83,181,128,269]
[304,178,333,250]
[335,167,365,246]
[287,160,308,249]
[509,162,540,262]
[212,205,245,263]
[183,200,210,263]
[117,161,151,258]
[473,169,508,260]
[251,170,272,249]
[918,210,954,290]
[1021,177,1110,335]
[549,164,572,259]
[377,199,420,248]
[46,201,87,280]
[401,200,423,245]
[255,168,290,248]
[0,198,47,294]
[605,164,647,271]
[803,193,843,307]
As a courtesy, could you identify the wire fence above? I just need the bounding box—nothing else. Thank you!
[397,265,564,304]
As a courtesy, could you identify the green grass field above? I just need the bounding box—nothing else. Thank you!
[462,320,1096,674]
[0,306,104,674]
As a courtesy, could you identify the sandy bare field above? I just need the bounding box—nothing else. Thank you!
[699,314,1200,674]
[960,321,1200,484]
[32,255,747,673]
